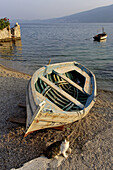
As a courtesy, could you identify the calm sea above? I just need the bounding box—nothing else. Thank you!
[0,23,113,91]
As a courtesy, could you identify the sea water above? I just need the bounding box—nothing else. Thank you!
[0,23,113,91]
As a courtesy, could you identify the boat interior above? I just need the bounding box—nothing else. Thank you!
[35,69,89,112]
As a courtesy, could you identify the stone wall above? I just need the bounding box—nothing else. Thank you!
[0,23,21,42]
[0,26,11,41]
[11,23,21,39]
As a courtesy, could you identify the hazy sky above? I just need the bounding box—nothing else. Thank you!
[1,0,113,20]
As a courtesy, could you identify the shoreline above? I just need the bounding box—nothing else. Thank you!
[0,64,113,169]
[0,64,31,80]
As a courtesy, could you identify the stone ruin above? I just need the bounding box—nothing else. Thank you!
[0,22,21,42]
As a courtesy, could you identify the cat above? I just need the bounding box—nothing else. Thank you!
[44,136,71,159]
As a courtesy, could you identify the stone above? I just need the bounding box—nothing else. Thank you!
[11,155,65,170]
[0,23,21,42]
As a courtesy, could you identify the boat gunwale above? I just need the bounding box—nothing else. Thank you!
[30,61,96,114]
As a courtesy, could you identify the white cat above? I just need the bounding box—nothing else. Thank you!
[44,136,71,159]
[60,137,69,158]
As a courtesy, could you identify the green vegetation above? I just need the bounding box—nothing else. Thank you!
[0,18,10,30]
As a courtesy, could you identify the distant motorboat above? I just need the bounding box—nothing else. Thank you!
[93,28,107,41]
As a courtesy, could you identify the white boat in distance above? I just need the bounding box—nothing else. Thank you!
[93,32,107,41]
[93,28,107,41]
[25,61,97,137]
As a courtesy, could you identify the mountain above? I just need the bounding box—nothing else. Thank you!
[10,4,113,24]
[10,19,41,24]
[44,4,113,23]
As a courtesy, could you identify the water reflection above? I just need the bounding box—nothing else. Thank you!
[0,40,22,59]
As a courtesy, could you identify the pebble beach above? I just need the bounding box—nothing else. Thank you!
[0,64,113,170]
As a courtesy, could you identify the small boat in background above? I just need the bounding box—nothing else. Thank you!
[93,28,107,41]
[25,61,97,137]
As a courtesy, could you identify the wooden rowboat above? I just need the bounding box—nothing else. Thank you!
[25,61,97,137]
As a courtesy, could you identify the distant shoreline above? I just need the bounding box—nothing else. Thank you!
[10,4,113,24]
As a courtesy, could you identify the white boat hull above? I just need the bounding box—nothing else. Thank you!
[25,61,97,136]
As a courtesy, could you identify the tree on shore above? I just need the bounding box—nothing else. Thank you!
[0,18,10,30]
